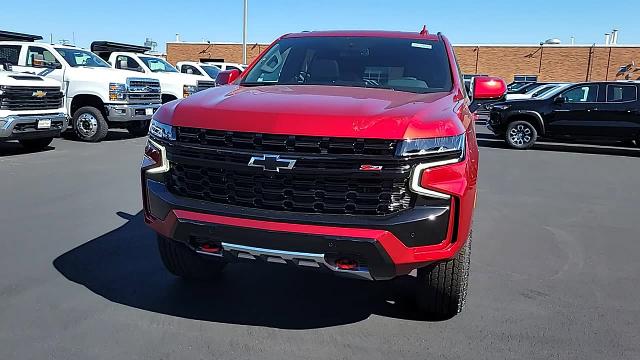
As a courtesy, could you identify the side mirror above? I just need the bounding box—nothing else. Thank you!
[119,59,128,69]
[472,76,507,100]
[186,68,194,75]
[215,69,241,85]
[31,54,45,68]
[553,96,566,104]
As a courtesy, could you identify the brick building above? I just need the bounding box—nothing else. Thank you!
[167,41,640,82]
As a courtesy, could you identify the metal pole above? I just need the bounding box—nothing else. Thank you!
[242,0,248,64]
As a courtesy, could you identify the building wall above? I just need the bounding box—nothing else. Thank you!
[166,42,270,66]
[166,42,640,82]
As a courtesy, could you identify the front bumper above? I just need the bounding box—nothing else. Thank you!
[144,178,467,281]
[487,111,507,134]
[105,103,161,122]
[0,113,68,140]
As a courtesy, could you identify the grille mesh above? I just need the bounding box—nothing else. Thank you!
[165,129,415,216]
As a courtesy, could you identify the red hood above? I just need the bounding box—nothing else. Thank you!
[158,85,467,139]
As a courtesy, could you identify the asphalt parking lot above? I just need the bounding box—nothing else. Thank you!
[1,126,639,360]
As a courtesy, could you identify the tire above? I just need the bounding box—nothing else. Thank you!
[157,235,226,280]
[18,137,53,151]
[126,120,150,137]
[416,232,472,319]
[505,120,537,149]
[72,106,109,142]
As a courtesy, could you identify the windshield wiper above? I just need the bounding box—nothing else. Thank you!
[240,82,280,87]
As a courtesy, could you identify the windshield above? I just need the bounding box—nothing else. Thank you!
[201,65,221,78]
[139,56,178,73]
[55,48,110,68]
[508,82,532,91]
[531,85,557,98]
[242,36,453,94]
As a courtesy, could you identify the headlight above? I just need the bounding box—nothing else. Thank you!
[489,104,511,111]
[400,134,466,200]
[397,134,465,158]
[109,82,127,101]
[149,119,176,141]
[183,85,197,97]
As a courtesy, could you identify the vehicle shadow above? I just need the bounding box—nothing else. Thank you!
[53,211,431,330]
[61,130,146,142]
[0,141,55,157]
[477,133,640,158]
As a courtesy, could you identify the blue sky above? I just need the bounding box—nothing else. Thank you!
[1,0,636,50]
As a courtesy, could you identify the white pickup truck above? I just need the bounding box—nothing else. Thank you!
[0,41,162,142]
[91,42,215,102]
[0,62,67,150]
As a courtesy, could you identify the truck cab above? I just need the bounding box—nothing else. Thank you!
[0,34,162,142]
[0,60,67,150]
[91,42,215,103]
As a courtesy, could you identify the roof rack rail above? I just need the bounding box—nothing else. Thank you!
[0,30,42,42]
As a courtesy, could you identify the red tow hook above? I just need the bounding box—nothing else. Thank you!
[199,243,222,254]
[335,258,359,271]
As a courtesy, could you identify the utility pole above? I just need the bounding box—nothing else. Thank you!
[242,0,248,65]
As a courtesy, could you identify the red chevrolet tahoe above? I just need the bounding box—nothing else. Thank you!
[141,29,506,318]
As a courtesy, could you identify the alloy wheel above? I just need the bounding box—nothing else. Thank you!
[509,124,533,147]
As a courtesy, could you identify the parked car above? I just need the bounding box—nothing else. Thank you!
[203,62,246,73]
[91,41,215,102]
[0,39,161,142]
[141,29,506,318]
[506,83,567,100]
[176,61,221,88]
[507,81,540,94]
[0,63,67,150]
[487,81,640,149]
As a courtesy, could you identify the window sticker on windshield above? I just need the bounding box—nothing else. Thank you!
[411,43,432,49]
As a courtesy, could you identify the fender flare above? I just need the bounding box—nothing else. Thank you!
[505,110,546,135]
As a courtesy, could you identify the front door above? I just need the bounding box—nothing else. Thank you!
[547,84,600,137]
[14,45,65,84]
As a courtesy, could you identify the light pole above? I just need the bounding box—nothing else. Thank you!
[242,0,248,65]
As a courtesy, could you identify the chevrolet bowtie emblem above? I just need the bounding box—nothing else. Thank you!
[248,154,296,172]
[32,90,47,98]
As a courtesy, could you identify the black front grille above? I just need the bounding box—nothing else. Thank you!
[197,81,216,91]
[165,132,415,216]
[0,86,63,111]
[176,127,398,156]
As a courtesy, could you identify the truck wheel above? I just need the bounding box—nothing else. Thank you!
[73,106,108,142]
[126,120,150,137]
[416,232,472,319]
[157,235,226,280]
[18,137,53,151]
[505,120,537,149]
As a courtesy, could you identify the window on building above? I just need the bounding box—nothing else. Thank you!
[606,84,637,103]
[513,75,538,82]
[562,85,599,103]
[0,45,21,65]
